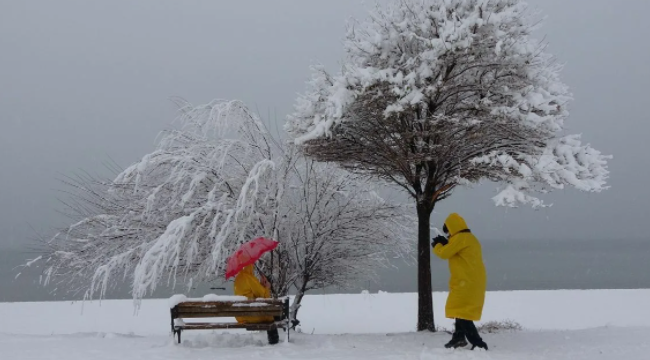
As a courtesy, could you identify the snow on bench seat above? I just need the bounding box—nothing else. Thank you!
[168,294,248,308]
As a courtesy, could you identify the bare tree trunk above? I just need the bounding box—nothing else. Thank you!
[416,202,435,332]
[291,272,312,320]
[291,288,306,321]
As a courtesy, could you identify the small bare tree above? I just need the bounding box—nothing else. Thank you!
[286,0,610,331]
[37,99,412,315]
[259,159,412,319]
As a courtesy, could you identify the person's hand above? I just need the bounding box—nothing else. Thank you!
[432,235,448,248]
[260,274,270,289]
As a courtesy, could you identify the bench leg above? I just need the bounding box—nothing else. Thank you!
[286,313,291,343]
[175,329,181,344]
[284,298,291,344]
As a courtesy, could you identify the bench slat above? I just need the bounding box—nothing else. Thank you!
[178,300,284,306]
[175,310,283,318]
[173,301,284,319]
[175,322,284,331]
[176,304,282,313]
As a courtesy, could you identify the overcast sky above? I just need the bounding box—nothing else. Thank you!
[1,0,648,250]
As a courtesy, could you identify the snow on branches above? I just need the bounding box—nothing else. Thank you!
[39,100,412,307]
[286,0,610,207]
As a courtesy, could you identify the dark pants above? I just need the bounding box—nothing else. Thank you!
[455,319,484,346]
[267,316,281,345]
[267,328,279,344]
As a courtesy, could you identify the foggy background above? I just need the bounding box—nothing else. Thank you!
[1,0,649,301]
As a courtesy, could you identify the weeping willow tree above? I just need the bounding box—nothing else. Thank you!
[36,99,413,319]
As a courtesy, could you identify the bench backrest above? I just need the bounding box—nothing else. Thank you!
[171,299,287,320]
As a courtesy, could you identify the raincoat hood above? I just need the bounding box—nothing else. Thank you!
[445,213,469,237]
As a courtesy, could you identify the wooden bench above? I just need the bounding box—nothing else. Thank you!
[170,297,290,344]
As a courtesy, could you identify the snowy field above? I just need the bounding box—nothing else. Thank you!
[1,289,649,359]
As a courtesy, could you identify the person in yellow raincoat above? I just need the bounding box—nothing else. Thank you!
[234,265,274,323]
[233,264,279,344]
[432,213,488,350]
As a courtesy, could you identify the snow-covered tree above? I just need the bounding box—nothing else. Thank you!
[38,99,412,316]
[258,159,413,319]
[286,0,610,331]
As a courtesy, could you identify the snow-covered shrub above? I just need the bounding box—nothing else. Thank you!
[477,320,523,333]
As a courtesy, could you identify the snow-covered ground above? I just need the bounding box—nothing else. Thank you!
[1,289,649,359]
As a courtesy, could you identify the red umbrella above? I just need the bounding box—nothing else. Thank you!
[225,237,279,279]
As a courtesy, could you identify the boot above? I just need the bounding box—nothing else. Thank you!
[471,342,489,351]
[444,331,468,349]
[457,319,488,351]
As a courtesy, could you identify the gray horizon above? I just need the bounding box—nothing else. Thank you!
[1,1,649,299]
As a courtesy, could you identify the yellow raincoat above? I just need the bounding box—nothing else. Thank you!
[433,213,487,321]
[233,265,274,324]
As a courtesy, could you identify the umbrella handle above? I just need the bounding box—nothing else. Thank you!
[255,257,274,294]
[255,264,270,286]
[270,250,274,294]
